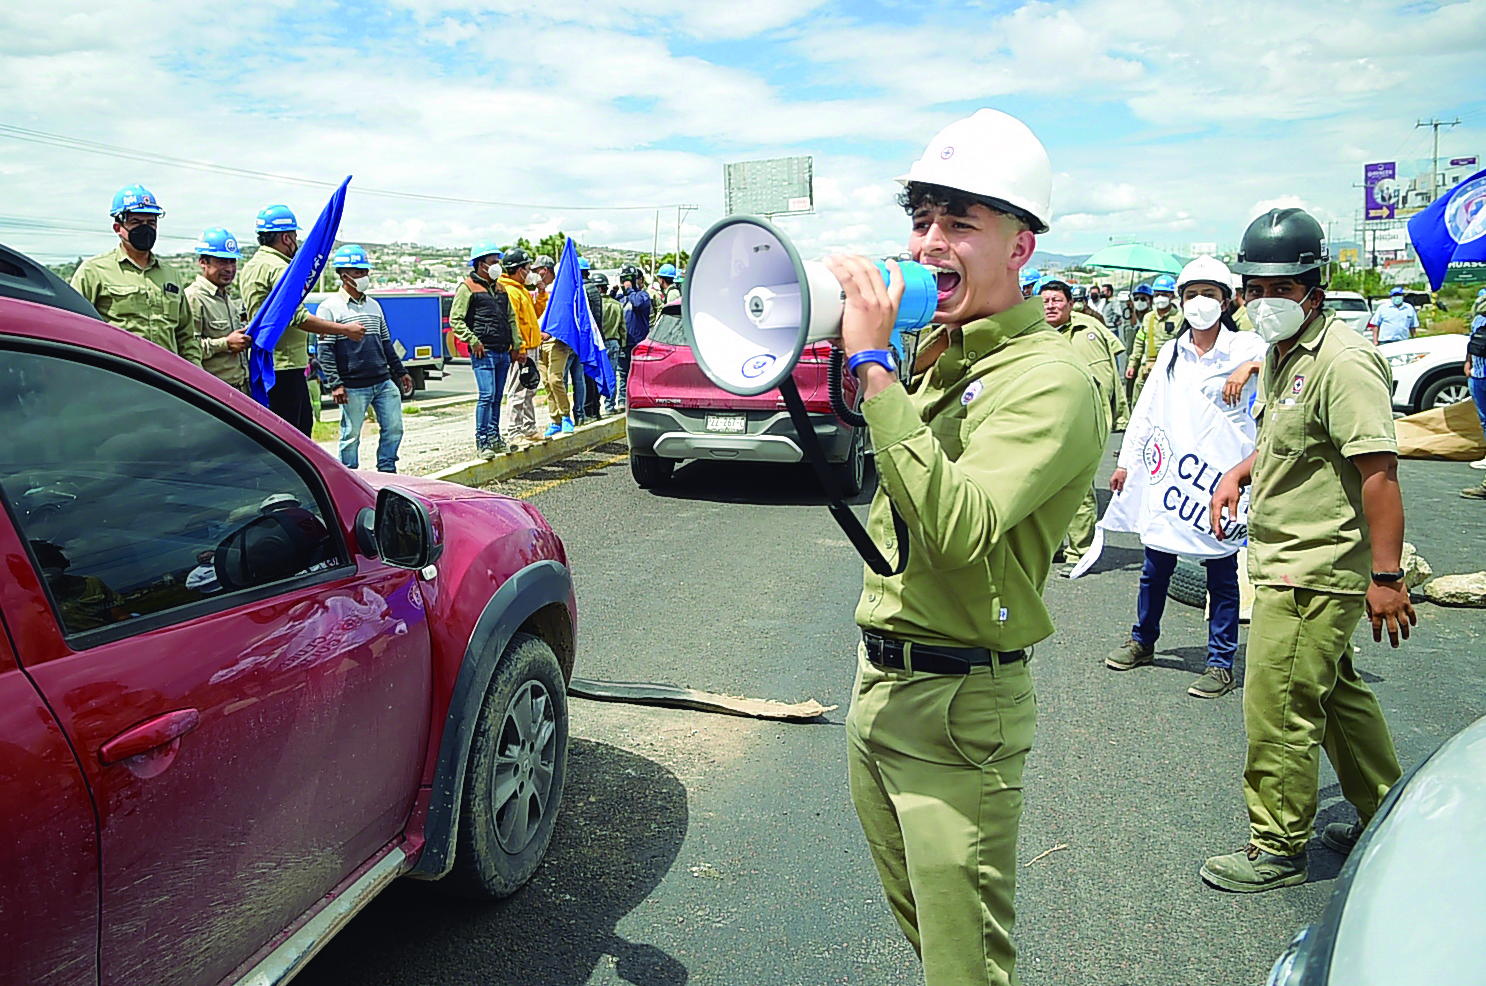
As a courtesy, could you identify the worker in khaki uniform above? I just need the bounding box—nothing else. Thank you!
[185,227,250,392]
[1203,208,1415,893]
[238,204,365,435]
[1037,275,1127,573]
[837,110,1106,986]
[1127,273,1181,405]
[71,184,201,367]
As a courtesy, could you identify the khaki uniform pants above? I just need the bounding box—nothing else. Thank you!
[1242,585,1401,857]
[1130,363,1153,408]
[847,644,1036,986]
[1064,484,1097,562]
[540,339,573,423]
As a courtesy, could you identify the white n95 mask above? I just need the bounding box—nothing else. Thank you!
[1248,292,1313,343]
[1182,295,1223,331]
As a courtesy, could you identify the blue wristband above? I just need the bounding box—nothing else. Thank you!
[848,349,898,376]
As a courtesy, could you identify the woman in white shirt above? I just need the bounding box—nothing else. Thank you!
[1106,257,1268,699]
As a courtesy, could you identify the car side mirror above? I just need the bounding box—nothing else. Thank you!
[215,512,327,592]
[374,488,444,570]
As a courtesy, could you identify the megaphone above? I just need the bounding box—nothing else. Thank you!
[683,216,940,396]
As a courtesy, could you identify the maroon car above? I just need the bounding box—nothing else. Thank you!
[625,303,865,492]
[0,246,576,986]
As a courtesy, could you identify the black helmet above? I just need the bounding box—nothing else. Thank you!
[621,263,643,282]
[591,272,609,288]
[502,247,531,271]
[1231,208,1327,276]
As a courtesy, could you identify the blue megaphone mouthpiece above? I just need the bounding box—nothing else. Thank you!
[875,260,939,358]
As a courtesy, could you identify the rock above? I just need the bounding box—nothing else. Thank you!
[1421,572,1486,607]
[1402,542,1433,589]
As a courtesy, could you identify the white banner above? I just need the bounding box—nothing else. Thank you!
[1071,393,1251,578]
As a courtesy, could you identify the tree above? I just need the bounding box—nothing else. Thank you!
[655,250,690,271]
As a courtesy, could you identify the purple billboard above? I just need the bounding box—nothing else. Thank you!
[1365,161,1399,220]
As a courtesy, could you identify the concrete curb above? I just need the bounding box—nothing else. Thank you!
[427,416,627,487]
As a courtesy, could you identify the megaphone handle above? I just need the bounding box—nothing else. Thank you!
[777,377,908,577]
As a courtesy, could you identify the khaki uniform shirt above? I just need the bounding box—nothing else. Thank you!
[1060,311,1128,431]
[70,246,200,366]
[1232,302,1254,332]
[184,274,248,388]
[1249,313,1397,594]
[855,297,1108,651]
[238,246,311,371]
[1138,308,1182,372]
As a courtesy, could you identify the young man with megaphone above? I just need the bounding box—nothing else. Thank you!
[829,109,1107,986]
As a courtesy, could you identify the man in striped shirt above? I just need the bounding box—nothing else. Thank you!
[318,245,411,472]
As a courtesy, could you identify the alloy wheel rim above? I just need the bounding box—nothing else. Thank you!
[491,679,557,853]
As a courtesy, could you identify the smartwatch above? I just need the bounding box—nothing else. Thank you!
[1371,570,1406,584]
[848,348,898,376]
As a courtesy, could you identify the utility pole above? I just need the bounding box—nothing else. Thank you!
[676,204,698,270]
[651,210,659,279]
[1416,117,1461,202]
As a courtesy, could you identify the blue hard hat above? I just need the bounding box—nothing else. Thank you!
[1020,267,1042,286]
[193,226,242,259]
[1390,285,1404,296]
[658,263,677,279]
[1034,275,1069,294]
[469,239,503,267]
[1152,274,1177,293]
[578,256,591,271]
[111,184,164,217]
[331,244,372,270]
[1133,283,1154,297]
[255,204,299,233]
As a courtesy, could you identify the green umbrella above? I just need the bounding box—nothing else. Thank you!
[1084,243,1182,275]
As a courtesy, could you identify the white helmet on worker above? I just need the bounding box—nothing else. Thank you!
[897,108,1053,233]
[1177,256,1235,297]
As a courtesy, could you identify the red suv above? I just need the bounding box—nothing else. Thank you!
[0,247,577,986]
[625,303,865,492]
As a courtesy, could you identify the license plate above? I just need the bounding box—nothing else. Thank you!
[705,414,746,434]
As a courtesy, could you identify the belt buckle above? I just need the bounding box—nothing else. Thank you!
[865,634,905,671]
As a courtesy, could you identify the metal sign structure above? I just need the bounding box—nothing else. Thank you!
[724,156,814,217]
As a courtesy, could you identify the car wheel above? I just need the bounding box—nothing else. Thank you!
[1419,374,1469,412]
[1168,558,1207,609]
[441,632,568,900]
[830,429,865,497]
[631,452,674,488]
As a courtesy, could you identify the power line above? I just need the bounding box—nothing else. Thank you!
[0,123,691,214]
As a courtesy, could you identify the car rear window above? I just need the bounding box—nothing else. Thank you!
[651,312,689,347]
[1330,298,1369,312]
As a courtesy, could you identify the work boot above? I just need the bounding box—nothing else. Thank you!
[1320,820,1363,855]
[1188,666,1235,699]
[1106,638,1155,671]
[1461,481,1486,499]
[560,416,575,434]
[1200,843,1307,893]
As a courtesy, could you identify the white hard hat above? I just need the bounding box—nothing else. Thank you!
[1177,255,1235,295]
[897,108,1053,233]
[1229,272,1244,291]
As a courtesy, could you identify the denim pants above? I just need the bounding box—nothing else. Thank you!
[605,340,624,411]
[566,352,588,424]
[338,378,404,472]
[1470,374,1486,439]
[1131,548,1239,670]
[470,350,510,447]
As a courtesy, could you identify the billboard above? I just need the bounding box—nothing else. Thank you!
[1364,156,1480,221]
[724,156,814,217]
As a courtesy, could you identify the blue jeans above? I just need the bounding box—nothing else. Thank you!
[566,352,587,424]
[1131,548,1239,670]
[471,350,510,446]
[338,378,404,472]
[1470,374,1486,439]
[604,340,623,411]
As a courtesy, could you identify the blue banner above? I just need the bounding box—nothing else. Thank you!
[1407,166,1486,290]
[539,236,616,398]
[246,176,352,405]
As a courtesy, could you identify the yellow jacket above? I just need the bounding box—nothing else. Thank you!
[497,274,542,353]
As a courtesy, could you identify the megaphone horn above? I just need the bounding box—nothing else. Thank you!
[682,216,939,396]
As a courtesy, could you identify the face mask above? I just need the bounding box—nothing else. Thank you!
[127,224,157,251]
[351,275,371,293]
[1154,295,1172,311]
[1134,299,1150,312]
[1182,295,1223,331]
[526,272,540,287]
[1247,291,1314,343]
[1392,296,1403,307]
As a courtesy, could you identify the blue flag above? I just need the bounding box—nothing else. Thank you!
[538,236,616,398]
[1407,167,1486,290]
[246,176,352,405]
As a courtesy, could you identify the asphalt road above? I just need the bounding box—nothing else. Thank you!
[298,439,1485,986]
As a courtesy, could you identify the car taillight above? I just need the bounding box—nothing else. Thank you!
[798,341,835,363]
[631,341,673,361]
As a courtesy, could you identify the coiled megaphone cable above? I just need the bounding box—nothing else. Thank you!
[827,343,868,428]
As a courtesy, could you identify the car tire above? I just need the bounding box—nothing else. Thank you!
[631,452,674,489]
[1418,374,1470,413]
[440,632,569,900]
[1168,558,1208,609]
[830,429,865,498]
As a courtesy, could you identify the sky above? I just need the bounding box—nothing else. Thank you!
[3,0,1485,264]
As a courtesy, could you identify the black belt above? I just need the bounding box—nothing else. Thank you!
[862,630,1026,675]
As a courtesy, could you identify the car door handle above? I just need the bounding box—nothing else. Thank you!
[99,709,202,766]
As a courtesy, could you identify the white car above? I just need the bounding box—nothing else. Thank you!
[1327,291,1371,334]
[1378,334,1470,413]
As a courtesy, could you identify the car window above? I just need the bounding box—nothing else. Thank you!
[1330,298,1369,312]
[0,347,345,640]
[650,312,688,347]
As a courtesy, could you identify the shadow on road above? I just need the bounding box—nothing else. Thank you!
[651,458,877,507]
[296,739,690,986]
